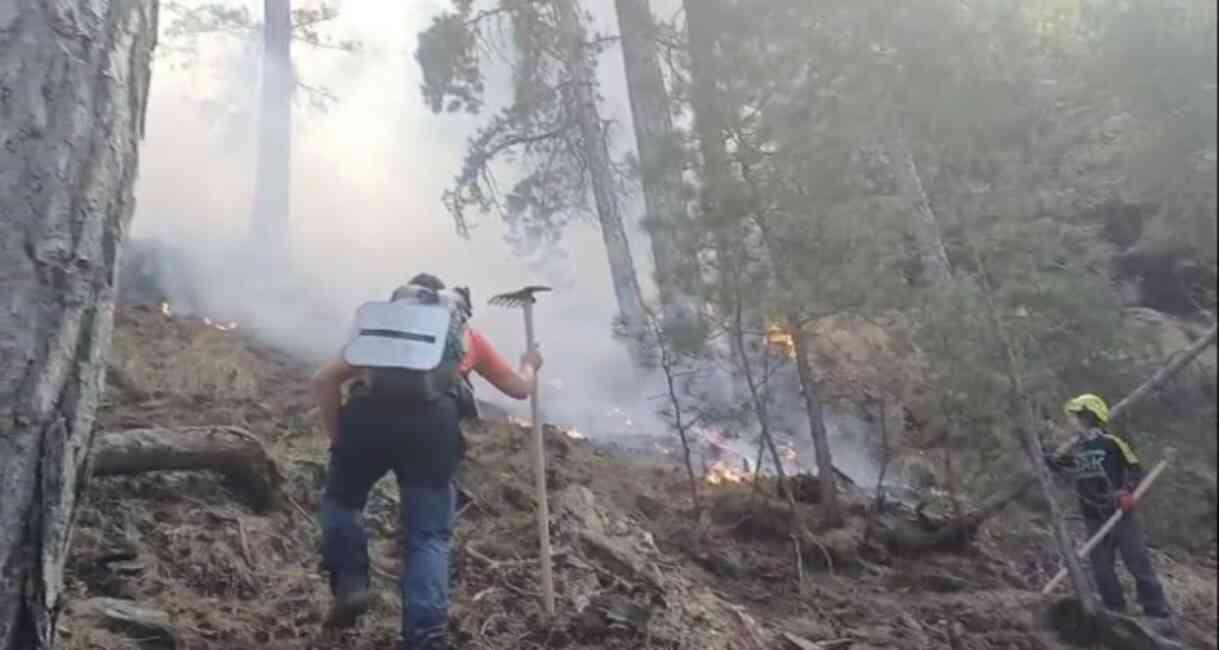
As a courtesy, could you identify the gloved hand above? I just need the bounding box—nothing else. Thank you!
[1117,489,1136,513]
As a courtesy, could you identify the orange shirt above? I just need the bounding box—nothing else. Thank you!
[459,328,522,398]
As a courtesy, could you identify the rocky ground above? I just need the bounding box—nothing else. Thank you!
[59,305,1217,649]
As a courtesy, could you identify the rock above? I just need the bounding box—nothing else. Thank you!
[82,597,176,648]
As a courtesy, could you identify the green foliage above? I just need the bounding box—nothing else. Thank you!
[415,1,620,251]
[416,4,483,114]
[410,0,1214,533]
[160,1,361,114]
[163,1,361,53]
[1071,0,1217,276]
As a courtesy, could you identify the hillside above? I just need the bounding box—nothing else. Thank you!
[58,305,1218,650]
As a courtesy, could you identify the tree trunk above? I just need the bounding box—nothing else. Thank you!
[613,0,687,316]
[555,0,647,353]
[683,0,752,400]
[789,317,842,526]
[249,0,293,269]
[0,1,159,646]
[1019,424,1098,614]
[92,426,282,512]
[888,133,952,287]
[682,0,732,231]
[969,235,1097,614]
[729,299,791,496]
[736,151,843,527]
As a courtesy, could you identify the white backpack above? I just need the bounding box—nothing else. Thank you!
[343,285,470,402]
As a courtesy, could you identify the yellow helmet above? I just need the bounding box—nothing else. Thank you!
[1064,393,1110,425]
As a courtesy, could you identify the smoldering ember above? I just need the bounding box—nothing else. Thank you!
[1,2,1215,650]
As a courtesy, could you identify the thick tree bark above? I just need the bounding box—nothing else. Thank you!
[613,0,687,315]
[249,0,293,268]
[0,1,159,647]
[92,426,282,512]
[554,0,647,352]
[888,133,952,287]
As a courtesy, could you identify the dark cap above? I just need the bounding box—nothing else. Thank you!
[408,273,445,291]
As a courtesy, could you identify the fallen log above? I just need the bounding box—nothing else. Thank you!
[91,426,281,512]
[80,597,177,649]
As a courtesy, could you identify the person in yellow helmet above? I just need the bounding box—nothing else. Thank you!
[1047,393,1176,638]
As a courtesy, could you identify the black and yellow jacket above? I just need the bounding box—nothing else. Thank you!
[1047,428,1144,520]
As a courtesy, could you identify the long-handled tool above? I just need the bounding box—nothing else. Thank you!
[1041,447,1176,594]
[489,285,554,615]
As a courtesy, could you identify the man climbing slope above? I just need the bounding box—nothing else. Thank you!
[1048,393,1177,638]
[310,273,542,650]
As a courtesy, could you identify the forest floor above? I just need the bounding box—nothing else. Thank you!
[59,305,1218,649]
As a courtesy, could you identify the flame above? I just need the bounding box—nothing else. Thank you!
[202,317,239,332]
[565,429,587,440]
[160,302,172,317]
[765,324,796,359]
[705,460,750,485]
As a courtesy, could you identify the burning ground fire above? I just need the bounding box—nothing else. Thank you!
[160,302,239,332]
[766,324,797,359]
[705,460,751,485]
[507,415,587,440]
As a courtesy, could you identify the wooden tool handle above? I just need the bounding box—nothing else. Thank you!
[524,303,555,615]
[1041,448,1176,595]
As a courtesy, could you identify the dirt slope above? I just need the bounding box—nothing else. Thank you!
[59,306,1217,649]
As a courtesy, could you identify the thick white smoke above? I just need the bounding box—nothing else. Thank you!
[129,0,879,484]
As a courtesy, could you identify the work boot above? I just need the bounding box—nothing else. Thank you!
[324,572,370,629]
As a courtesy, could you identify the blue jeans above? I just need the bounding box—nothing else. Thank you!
[319,392,462,646]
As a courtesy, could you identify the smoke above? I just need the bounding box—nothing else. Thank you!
[131,0,667,436]
[130,0,879,483]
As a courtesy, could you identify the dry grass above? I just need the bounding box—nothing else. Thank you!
[109,314,260,400]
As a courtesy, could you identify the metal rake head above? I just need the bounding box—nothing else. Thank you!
[489,285,551,308]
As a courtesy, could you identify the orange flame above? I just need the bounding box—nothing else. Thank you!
[765,324,796,359]
[705,460,750,485]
